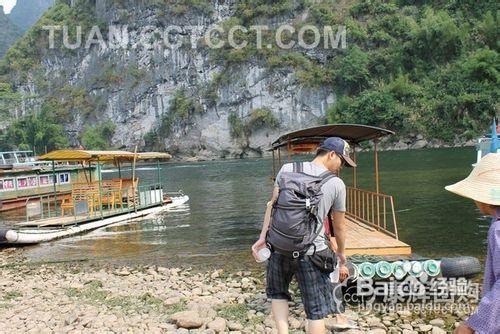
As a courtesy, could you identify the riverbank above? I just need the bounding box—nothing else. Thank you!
[1,249,474,334]
[175,138,476,162]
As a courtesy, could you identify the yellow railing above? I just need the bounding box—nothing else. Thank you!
[346,187,399,239]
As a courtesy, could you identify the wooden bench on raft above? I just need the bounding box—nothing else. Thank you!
[60,182,99,217]
[60,178,139,216]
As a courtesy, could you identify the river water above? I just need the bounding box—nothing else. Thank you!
[15,147,490,269]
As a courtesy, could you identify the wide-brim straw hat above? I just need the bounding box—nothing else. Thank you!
[445,153,500,206]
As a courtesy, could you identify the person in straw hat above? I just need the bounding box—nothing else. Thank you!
[445,153,500,334]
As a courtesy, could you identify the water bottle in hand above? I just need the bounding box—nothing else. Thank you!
[256,247,271,263]
[330,262,340,283]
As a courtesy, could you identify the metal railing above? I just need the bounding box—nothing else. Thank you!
[346,187,399,239]
[23,182,164,225]
[25,194,61,222]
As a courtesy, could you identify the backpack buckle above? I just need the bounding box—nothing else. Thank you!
[305,198,311,210]
[292,251,300,259]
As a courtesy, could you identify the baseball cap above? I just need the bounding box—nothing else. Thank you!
[319,137,357,167]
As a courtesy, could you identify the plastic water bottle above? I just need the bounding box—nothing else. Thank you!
[330,262,340,283]
[256,247,271,263]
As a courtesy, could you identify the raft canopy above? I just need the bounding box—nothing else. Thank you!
[38,150,172,162]
[271,124,395,152]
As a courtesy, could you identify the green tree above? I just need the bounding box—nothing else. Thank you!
[333,46,370,93]
[408,8,464,64]
[1,108,69,151]
[80,121,116,150]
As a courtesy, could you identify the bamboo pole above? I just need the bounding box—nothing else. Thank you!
[156,159,161,188]
[287,139,291,162]
[272,150,276,178]
[352,144,357,188]
[374,139,380,194]
[97,158,103,219]
[82,161,89,183]
[132,145,138,212]
[390,197,398,239]
[51,161,57,218]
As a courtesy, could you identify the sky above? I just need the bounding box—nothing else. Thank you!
[0,0,16,14]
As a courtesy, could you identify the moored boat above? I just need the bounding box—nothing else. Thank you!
[0,150,96,212]
[474,119,499,165]
[0,150,189,245]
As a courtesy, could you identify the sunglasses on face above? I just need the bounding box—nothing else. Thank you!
[340,156,346,167]
[334,153,346,167]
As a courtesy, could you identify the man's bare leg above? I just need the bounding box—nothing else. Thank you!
[336,313,348,324]
[307,319,326,334]
[271,300,289,334]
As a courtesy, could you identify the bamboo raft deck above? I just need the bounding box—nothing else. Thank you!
[345,216,411,256]
[14,208,127,228]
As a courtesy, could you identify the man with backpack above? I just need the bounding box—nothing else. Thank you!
[252,137,356,334]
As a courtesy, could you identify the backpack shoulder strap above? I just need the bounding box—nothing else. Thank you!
[293,162,303,173]
[318,171,336,187]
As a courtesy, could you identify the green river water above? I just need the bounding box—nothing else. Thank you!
[16,147,491,269]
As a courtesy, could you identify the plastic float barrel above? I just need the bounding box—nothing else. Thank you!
[409,261,424,277]
[348,256,481,280]
[423,259,441,277]
[440,257,481,278]
[402,260,412,273]
[391,261,407,280]
[359,262,376,278]
[375,261,392,279]
[0,229,18,243]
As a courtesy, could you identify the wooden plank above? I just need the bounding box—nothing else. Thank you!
[346,247,412,256]
[344,217,412,256]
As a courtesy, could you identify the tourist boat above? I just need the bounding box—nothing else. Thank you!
[474,120,499,165]
[0,150,189,244]
[0,151,93,212]
[270,124,480,280]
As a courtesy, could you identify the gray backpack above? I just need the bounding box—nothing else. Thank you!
[267,162,335,257]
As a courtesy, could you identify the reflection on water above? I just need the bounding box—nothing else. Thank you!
[3,147,490,268]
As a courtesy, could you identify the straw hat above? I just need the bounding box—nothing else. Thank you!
[445,153,500,206]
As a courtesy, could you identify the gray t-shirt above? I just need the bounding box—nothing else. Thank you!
[274,162,346,253]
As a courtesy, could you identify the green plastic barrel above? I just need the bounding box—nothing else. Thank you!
[359,262,376,278]
[391,261,407,280]
[409,261,424,277]
[402,260,412,273]
[375,261,392,279]
[423,259,441,277]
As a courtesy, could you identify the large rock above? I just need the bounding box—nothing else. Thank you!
[418,324,433,332]
[429,319,445,328]
[170,311,203,329]
[227,321,243,331]
[207,318,226,333]
[431,327,447,334]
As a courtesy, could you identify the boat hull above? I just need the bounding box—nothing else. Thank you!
[0,195,189,245]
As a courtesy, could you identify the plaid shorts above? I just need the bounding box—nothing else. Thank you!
[266,252,343,320]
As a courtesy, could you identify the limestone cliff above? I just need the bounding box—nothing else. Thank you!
[0,6,21,58]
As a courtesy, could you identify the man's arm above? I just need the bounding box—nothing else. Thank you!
[251,186,279,260]
[331,210,347,264]
[260,186,279,239]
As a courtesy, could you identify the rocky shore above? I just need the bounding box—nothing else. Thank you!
[176,137,476,162]
[0,249,473,334]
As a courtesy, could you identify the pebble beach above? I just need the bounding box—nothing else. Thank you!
[0,248,477,334]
